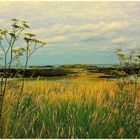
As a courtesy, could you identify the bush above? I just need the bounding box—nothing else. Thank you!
[0,68,75,78]
[110,70,128,77]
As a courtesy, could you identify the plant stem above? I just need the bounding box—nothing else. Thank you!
[10,43,29,136]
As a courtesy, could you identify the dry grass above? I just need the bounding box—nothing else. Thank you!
[2,79,140,138]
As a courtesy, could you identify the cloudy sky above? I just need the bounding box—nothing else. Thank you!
[0,1,140,65]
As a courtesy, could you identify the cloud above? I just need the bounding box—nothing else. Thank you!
[127,44,140,50]
[72,22,129,33]
[0,2,139,65]
[0,19,5,24]
[100,46,109,52]
[47,35,69,44]
[31,21,130,43]
[112,37,131,44]
[0,2,139,24]
[101,22,130,31]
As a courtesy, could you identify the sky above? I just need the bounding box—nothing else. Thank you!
[0,1,140,65]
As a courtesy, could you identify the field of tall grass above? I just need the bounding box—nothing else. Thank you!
[2,78,140,138]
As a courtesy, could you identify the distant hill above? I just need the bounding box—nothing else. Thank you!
[60,64,99,69]
[29,65,56,69]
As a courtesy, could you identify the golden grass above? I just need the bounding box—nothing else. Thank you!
[2,79,140,138]
[22,79,140,102]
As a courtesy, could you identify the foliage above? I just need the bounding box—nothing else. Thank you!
[0,19,47,138]
[1,80,140,138]
[115,48,140,104]
[115,48,140,74]
[110,70,128,78]
[0,68,75,78]
[61,64,98,70]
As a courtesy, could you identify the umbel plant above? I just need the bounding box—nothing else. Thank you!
[0,19,47,137]
[115,48,140,101]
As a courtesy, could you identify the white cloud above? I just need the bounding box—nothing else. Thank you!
[112,37,131,44]
[47,35,69,44]
[63,22,129,33]
[100,46,109,52]
[101,22,130,31]
[127,44,140,50]
[0,19,5,24]
[31,21,130,43]
[0,2,139,25]
[0,1,139,58]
